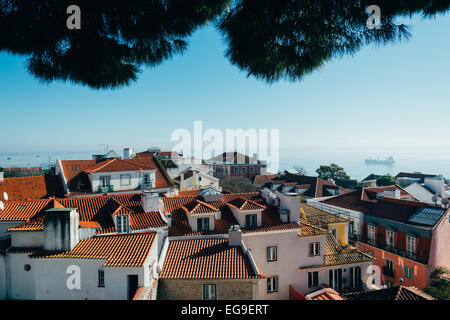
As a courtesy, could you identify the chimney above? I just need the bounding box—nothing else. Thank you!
[252,153,258,164]
[228,225,242,246]
[0,172,3,182]
[123,147,133,159]
[44,208,79,251]
[141,191,161,212]
[165,212,172,227]
[180,173,184,190]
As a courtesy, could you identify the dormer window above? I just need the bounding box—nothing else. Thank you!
[245,214,257,227]
[116,215,130,233]
[197,217,210,231]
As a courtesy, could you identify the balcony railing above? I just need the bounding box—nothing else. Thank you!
[98,185,114,193]
[360,237,428,264]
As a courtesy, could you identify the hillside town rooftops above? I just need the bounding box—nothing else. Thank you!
[163,192,302,237]
[28,232,156,267]
[2,193,166,233]
[159,238,263,279]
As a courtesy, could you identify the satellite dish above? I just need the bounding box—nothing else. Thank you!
[0,201,4,210]
[3,192,8,201]
[432,195,438,203]
[442,198,449,205]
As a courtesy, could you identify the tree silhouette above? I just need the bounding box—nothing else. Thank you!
[1,0,449,89]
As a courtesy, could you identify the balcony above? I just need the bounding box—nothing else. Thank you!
[98,185,114,193]
[359,237,428,264]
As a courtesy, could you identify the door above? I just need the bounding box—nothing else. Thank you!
[349,266,362,289]
[329,268,343,291]
[127,275,139,300]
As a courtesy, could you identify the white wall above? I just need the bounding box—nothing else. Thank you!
[7,253,36,300]
[0,254,6,299]
[90,170,156,192]
[11,231,44,248]
[229,207,262,228]
[242,230,326,300]
[0,222,23,239]
[187,213,216,232]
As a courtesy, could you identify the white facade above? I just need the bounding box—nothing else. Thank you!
[90,169,156,193]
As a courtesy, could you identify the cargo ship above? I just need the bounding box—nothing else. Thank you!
[365,156,395,165]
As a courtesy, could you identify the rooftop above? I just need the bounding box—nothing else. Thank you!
[0,175,64,201]
[3,193,166,233]
[29,232,156,267]
[159,238,262,279]
[343,286,435,300]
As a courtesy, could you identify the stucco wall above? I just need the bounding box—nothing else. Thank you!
[11,231,44,248]
[428,210,450,285]
[158,279,254,300]
[243,230,326,299]
[7,253,36,300]
[0,254,6,299]
[90,170,156,192]
[0,222,23,239]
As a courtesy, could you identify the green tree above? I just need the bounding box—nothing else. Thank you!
[1,1,450,89]
[218,175,259,193]
[376,174,398,186]
[424,267,450,300]
[315,163,350,180]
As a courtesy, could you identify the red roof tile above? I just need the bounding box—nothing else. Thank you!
[159,238,262,279]
[30,232,156,267]
[0,176,64,201]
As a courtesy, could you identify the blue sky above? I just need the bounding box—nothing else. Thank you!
[1,14,450,157]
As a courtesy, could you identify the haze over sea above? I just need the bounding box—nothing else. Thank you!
[2,148,449,181]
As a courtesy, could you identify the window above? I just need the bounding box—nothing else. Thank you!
[267,246,277,262]
[116,215,130,233]
[98,270,105,287]
[385,280,394,288]
[348,221,355,237]
[73,166,78,172]
[308,271,319,288]
[329,269,343,291]
[234,167,239,174]
[120,174,131,186]
[386,229,394,247]
[407,235,416,257]
[203,284,216,300]
[197,217,210,231]
[257,167,261,174]
[349,266,362,289]
[143,174,150,187]
[267,276,278,293]
[245,214,257,227]
[242,167,247,174]
[100,175,111,187]
[404,265,413,280]
[368,224,375,243]
[250,167,254,174]
[309,242,320,256]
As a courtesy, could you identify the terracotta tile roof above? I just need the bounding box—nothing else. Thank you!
[252,174,278,185]
[343,286,435,300]
[308,288,343,300]
[0,175,64,201]
[163,192,295,236]
[209,152,252,164]
[30,232,156,267]
[242,222,301,234]
[267,173,351,198]
[227,197,266,211]
[321,190,376,212]
[182,199,219,215]
[159,238,262,279]
[3,193,166,233]
[172,189,202,197]
[60,157,174,193]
